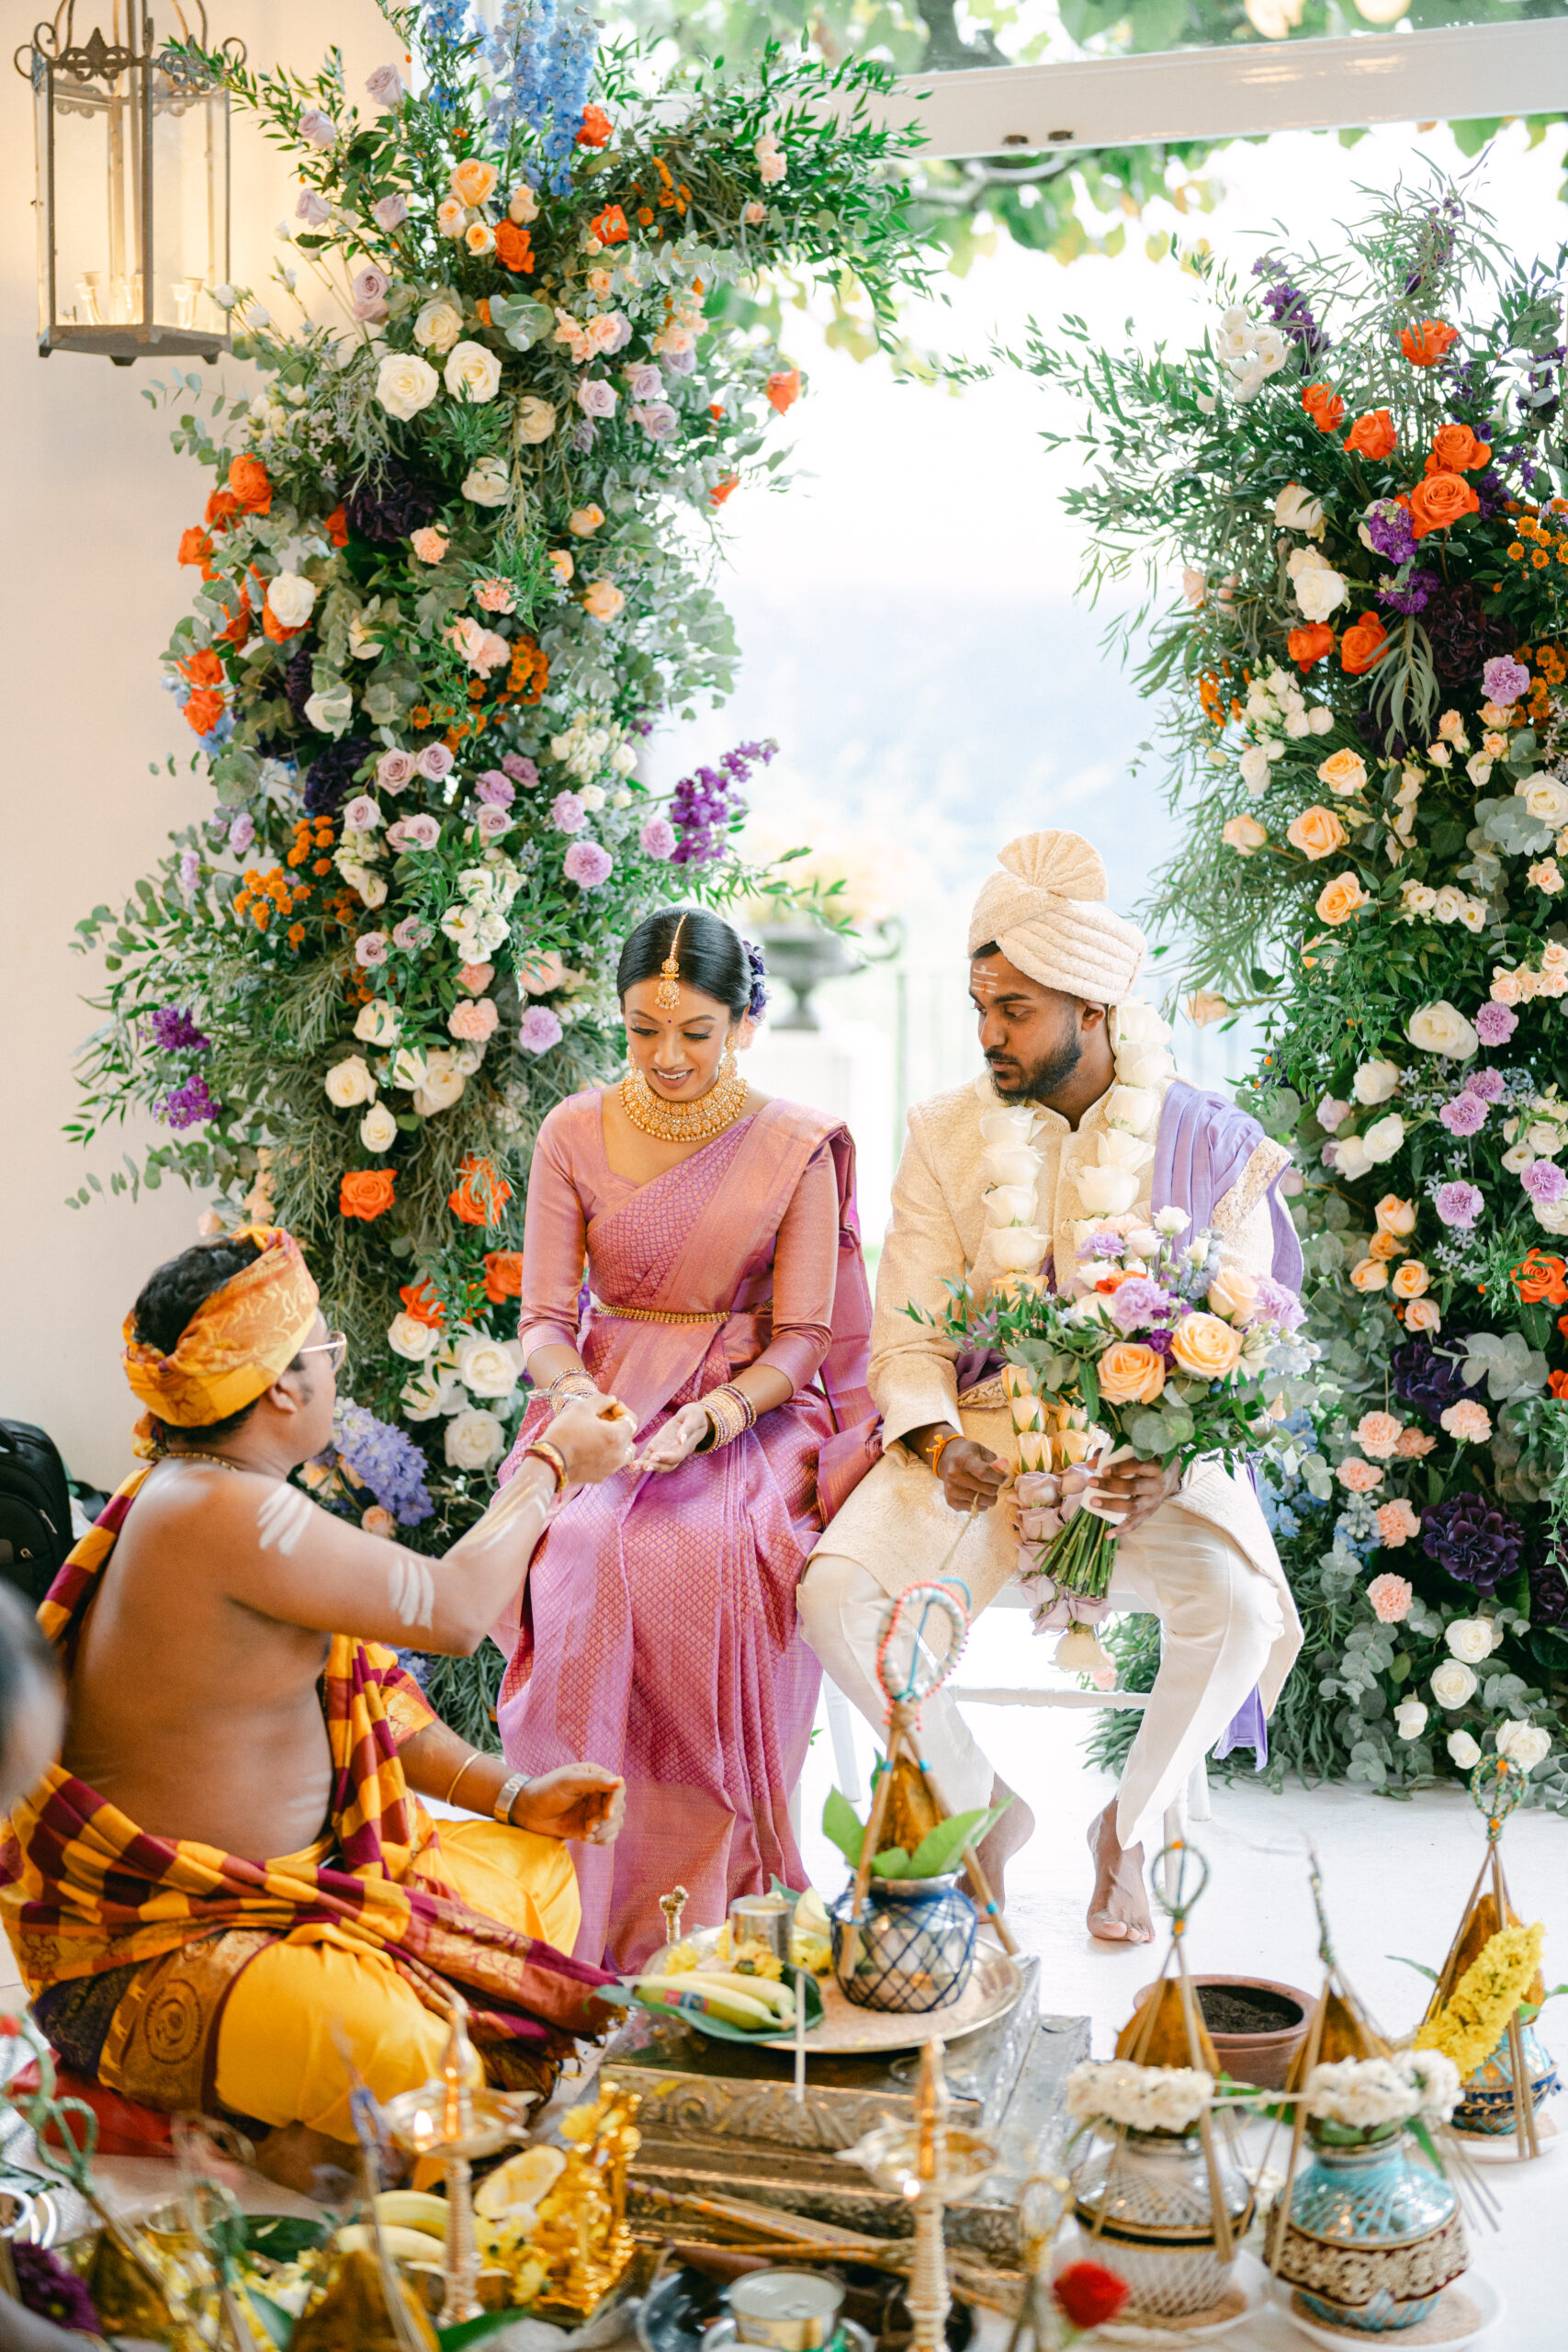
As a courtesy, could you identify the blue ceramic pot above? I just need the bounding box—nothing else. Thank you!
[1278,2128,1469,2332]
[1455,2020,1560,2136]
[829,1874,976,2012]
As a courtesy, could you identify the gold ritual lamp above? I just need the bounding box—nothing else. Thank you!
[381,1999,533,2326]
[841,2038,999,2352]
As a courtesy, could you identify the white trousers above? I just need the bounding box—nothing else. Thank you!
[797,1506,1285,1856]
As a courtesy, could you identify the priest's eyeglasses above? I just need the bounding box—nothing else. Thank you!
[297,1329,349,1375]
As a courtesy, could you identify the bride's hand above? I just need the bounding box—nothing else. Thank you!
[640,1401,711,1473]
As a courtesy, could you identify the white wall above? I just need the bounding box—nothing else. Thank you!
[0,0,390,1489]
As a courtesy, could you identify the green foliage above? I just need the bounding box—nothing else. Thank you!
[821,1784,1005,1875]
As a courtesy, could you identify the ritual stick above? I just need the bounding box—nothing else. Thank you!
[838,1723,899,1978]
[915,1744,1019,1960]
[1491,1826,1540,2161]
[795,1963,808,2105]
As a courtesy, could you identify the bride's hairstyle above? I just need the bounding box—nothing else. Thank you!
[618,906,768,1022]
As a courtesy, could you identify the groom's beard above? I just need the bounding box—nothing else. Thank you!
[987,1031,1082,1103]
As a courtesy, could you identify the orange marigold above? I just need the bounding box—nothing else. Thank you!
[448,1155,513,1228]
[1287,623,1335,671]
[341,1170,396,1222]
[1302,384,1345,433]
[1343,408,1397,460]
[1339,612,1390,676]
[1401,319,1460,368]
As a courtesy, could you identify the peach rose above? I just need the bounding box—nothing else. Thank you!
[1287,805,1348,862]
[1367,1231,1404,1261]
[1317,748,1370,797]
[582,579,625,622]
[450,157,498,208]
[1206,1264,1259,1322]
[1403,1298,1442,1334]
[1316,872,1371,926]
[1168,1313,1243,1380]
[1375,1193,1416,1236]
[1391,1260,1430,1298]
[1349,1258,1389,1291]
[1337,1456,1384,1492]
[1410,469,1480,540]
[1223,815,1268,854]
[1096,1341,1168,1406]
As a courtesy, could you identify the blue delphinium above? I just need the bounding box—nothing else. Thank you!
[334,1404,434,1525]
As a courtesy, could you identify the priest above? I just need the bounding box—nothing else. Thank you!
[798,831,1303,1943]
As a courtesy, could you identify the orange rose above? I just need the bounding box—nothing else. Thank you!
[576,104,613,148]
[399,1278,446,1328]
[495,219,536,273]
[179,647,226,688]
[1168,1313,1243,1380]
[1391,1261,1430,1299]
[709,474,739,509]
[1409,469,1481,540]
[1344,408,1397,460]
[1376,1193,1416,1236]
[1302,384,1345,433]
[1512,1247,1568,1306]
[448,1153,513,1227]
[1315,872,1371,926]
[766,369,802,415]
[1550,1370,1568,1402]
[483,1251,525,1305]
[1367,1231,1405,1261]
[183,688,225,735]
[1429,423,1491,472]
[1096,1340,1167,1406]
[590,203,631,245]
[1349,1258,1389,1292]
[1401,319,1459,368]
[1287,622,1334,671]
[1286,805,1348,863]
[263,601,304,643]
[1339,612,1390,676]
[177,525,215,573]
[323,503,348,548]
[228,453,273,514]
[341,1169,396,1221]
[204,487,242,531]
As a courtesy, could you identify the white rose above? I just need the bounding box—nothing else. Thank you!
[985,1185,1039,1227]
[1362,1114,1405,1164]
[1289,546,1348,622]
[1527,1121,1562,1158]
[1447,1730,1483,1770]
[1115,1002,1170,1046]
[982,1144,1043,1187]
[1522,775,1568,826]
[388,1046,428,1092]
[1099,1129,1154,1172]
[1105,1084,1160,1134]
[1333,1134,1372,1181]
[1115,1047,1175,1091]
[1407,1001,1481,1059]
[401,1364,466,1420]
[515,396,558,443]
[388,1310,444,1362]
[446,1407,507,1470]
[302,684,355,740]
[412,297,465,354]
[1393,1699,1428,1741]
[444,339,502,404]
[376,350,440,420]
[1445,1619,1499,1665]
[1274,482,1325,534]
[1353,1060,1400,1105]
[324,1055,376,1107]
[989,1227,1048,1272]
[359,1102,398,1152]
[979,1104,1038,1144]
[412,1049,467,1114]
[355,1000,400,1046]
[1074,1166,1142,1215]
[455,1332,520,1400]
[1495,1721,1551,1770]
[1154,1207,1190,1235]
[462,456,512,506]
[1430,1659,1478,1709]
[265,571,318,628]
[1239,746,1270,792]
[1535,1198,1568,1236]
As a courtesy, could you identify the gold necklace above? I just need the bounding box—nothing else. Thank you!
[620,1060,748,1144]
[158,1450,254,1476]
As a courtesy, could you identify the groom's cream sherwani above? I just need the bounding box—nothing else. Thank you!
[799,1069,1305,1852]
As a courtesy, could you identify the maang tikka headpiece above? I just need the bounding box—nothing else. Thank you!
[654,915,686,1013]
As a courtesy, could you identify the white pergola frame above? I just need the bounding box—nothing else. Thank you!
[876,17,1568,157]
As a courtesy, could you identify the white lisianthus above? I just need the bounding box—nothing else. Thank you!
[1444,1619,1499,1665]
[1239,746,1270,793]
[1274,482,1325,535]
[1495,1721,1552,1770]
[355,1000,400,1046]
[1154,1207,1190,1235]
[463,456,512,506]
[446,1407,507,1470]
[359,1102,398,1152]
[401,1364,466,1420]
[376,350,440,419]
[412,1048,468,1115]
[388,1311,444,1362]
[1447,1730,1483,1770]
[1407,1001,1481,1059]
[1393,1698,1428,1741]
[455,1332,520,1399]
[303,682,354,737]
[1361,1114,1405,1164]
[265,571,318,628]
[1352,1060,1400,1105]
[985,1185,1039,1227]
[324,1056,376,1107]
[1065,2061,1213,2134]
[444,339,502,403]
[1430,1659,1478,1708]
[412,297,465,353]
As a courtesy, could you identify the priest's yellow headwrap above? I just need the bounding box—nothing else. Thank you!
[123,1226,320,1439]
[967,830,1146,1005]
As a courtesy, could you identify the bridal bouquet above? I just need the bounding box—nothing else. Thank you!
[920,1209,1314,1607]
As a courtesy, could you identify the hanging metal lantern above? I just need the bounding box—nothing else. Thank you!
[16,3,245,365]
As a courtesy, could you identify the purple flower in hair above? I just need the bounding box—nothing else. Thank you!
[1439,1092,1488,1136]
[1475,1001,1517,1046]
[1434,1180,1483,1228]
[740,937,769,1022]
[1463,1067,1506,1102]
[1523,1159,1568,1205]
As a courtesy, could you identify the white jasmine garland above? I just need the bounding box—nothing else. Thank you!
[1303,2056,1418,2130]
[1065,2060,1214,2133]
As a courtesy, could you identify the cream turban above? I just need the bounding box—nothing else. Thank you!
[966,831,1146,1005]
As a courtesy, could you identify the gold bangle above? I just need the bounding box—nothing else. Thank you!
[694,1385,755,1453]
[524,1439,570,1495]
[444,1750,482,1807]
[547,1371,599,1405]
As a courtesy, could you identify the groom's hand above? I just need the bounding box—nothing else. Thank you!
[907,1425,1010,1513]
[1088,1457,1180,1540]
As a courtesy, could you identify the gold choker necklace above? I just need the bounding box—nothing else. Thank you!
[620,1063,748,1144]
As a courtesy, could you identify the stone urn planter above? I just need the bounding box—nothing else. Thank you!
[1132,1974,1312,2090]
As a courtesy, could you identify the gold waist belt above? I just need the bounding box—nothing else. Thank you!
[592,1295,728,1326]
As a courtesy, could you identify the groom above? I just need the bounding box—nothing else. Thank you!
[798,830,1303,1942]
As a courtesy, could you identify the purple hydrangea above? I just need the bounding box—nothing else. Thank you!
[148,1005,210,1053]
[1475,1002,1518,1046]
[1365,501,1418,565]
[1523,1159,1568,1205]
[333,1403,434,1525]
[1392,1334,1472,1424]
[304,736,374,816]
[1435,1180,1483,1228]
[1530,1542,1568,1630]
[162,1074,218,1128]
[1420,1489,1524,1594]
[1463,1067,1506,1102]
[1439,1092,1488,1136]
[1483,655,1530,706]
[1108,1277,1176,1331]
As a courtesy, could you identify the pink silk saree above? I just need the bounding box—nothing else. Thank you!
[494,1093,879,1971]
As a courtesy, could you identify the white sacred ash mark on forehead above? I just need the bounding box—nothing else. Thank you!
[388,1553,435,1630]
[256,1486,315,1555]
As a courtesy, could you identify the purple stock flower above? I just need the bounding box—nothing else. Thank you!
[162,1074,218,1129]
[670,739,778,865]
[1252,259,1330,364]
[1523,1159,1568,1205]
[1420,1490,1524,1595]
[1377,572,1437,617]
[1108,1277,1175,1331]
[519,1004,563,1053]
[333,1403,433,1525]
[1435,1180,1483,1228]
[564,841,613,888]
[1365,501,1418,564]
[1483,655,1530,706]
[1439,1092,1488,1136]
[1145,1327,1177,1360]
[1475,1002,1518,1046]
[148,1005,210,1053]
[1463,1067,1506,1102]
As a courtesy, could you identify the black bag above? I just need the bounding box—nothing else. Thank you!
[0,1420,75,1607]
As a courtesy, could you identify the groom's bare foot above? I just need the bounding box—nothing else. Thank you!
[1087,1801,1153,1944]
[964,1776,1033,1917]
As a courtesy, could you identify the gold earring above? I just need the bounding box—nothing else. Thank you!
[720,1046,738,1081]
[653,916,686,1013]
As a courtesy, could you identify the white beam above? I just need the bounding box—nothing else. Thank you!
[876,19,1568,160]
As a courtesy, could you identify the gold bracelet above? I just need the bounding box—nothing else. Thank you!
[547,1371,599,1406]
[694,1385,756,1453]
[524,1439,570,1495]
[444,1750,482,1807]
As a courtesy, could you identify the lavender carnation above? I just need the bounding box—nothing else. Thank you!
[519,1005,563,1054]
[333,1404,434,1526]
[1483,655,1530,705]
[1420,1489,1524,1595]
[1439,1092,1487,1136]
[1523,1159,1568,1204]
[564,840,613,888]
[1463,1067,1506,1102]
[1109,1277,1175,1331]
[1435,1180,1483,1228]
[1475,1002,1517,1046]
[1249,1274,1306,1333]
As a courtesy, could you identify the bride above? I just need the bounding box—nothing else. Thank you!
[492,907,879,1970]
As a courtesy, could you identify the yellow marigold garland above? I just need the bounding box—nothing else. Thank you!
[1414,1921,1545,2082]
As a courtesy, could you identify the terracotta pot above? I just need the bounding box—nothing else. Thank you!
[1132,1974,1311,2090]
